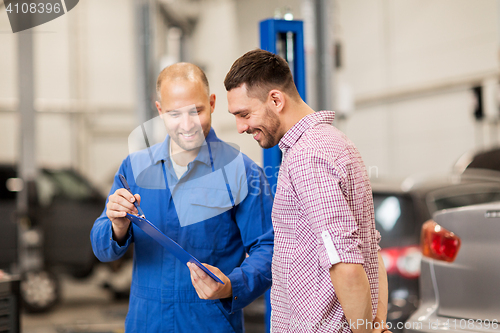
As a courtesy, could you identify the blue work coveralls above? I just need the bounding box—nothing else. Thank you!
[91,129,274,332]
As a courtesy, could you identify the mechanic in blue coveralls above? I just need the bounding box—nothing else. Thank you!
[90,63,274,332]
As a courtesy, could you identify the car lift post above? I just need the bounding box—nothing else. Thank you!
[17,18,43,275]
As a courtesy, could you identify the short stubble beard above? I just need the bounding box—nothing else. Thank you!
[257,106,282,149]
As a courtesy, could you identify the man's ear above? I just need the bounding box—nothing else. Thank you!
[155,101,162,116]
[269,89,285,113]
[209,94,216,114]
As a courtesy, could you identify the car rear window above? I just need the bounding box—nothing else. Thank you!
[433,191,500,212]
[0,167,18,201]
[373,193,418,247]
[41,170,95,201]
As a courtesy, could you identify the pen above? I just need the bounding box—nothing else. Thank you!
[118,174,145,218]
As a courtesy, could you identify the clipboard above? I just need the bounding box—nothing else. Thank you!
[126,213,224,284]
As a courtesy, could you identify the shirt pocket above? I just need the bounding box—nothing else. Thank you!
[179,189,234,251]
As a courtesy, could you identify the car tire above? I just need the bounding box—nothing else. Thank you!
[20,270,60,313]
[69,258,96,279]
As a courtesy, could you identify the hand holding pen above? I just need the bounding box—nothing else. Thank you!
[118,174,145,218]
[105,174,143,243]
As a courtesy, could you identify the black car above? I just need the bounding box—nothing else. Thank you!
[0,164,105,312]
[372,169,500,331]
[453,146,500,174]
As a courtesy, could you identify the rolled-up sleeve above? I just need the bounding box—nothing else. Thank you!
[287,148,364,270]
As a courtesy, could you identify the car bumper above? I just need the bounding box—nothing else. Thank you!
[403,305,500,333]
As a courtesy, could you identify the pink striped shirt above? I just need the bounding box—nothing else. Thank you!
[271,111,381,333]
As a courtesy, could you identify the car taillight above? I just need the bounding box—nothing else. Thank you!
[421,219,461,263]
[380,246,421,279]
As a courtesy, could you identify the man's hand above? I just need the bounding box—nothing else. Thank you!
[187,262,232,300]
[106,188,141,242]
[372,318,392,333]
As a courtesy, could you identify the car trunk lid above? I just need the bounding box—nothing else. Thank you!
[432,203,500,321]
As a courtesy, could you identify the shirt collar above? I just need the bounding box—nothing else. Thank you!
[152,127,218,167]
[278,111,335,153]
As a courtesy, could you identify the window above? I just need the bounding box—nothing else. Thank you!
[433,191,500,212]
[373,193,417,248]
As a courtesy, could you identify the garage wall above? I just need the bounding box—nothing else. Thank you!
[343,89,477,181]
[337,0,500,182]
[337,0,499,96]
[0,0,137,194]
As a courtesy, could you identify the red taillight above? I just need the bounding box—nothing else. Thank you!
[421,220,461,263]
[381,248,399,275]
[380,246,421,279]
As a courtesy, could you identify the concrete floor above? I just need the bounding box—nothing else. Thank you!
[21,264,266,333]
[22,267,128,333]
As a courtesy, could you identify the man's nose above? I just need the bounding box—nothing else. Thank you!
[236,118,249,134]
[181,112,196,130]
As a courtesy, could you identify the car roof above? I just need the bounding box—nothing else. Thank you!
[371,169,500,197]
[434,200,500,219]
[370,180,405,194]
[453,146,500,173]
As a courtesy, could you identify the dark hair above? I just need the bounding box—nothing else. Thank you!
[224,49,299,101]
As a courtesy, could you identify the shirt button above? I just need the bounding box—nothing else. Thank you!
[234,296,238,300]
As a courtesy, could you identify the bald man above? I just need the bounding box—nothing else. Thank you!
[91,63,274,333]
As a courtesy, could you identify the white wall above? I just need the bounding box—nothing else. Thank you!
[343,89,477,181]
[84,0,136,107]
[0,6,19,163]
[0,15,17,105]
[337,0,499,96]
[337,0,500,182]
[0,0,137,194]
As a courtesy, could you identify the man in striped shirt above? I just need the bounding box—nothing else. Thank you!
[225,49,390,333]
